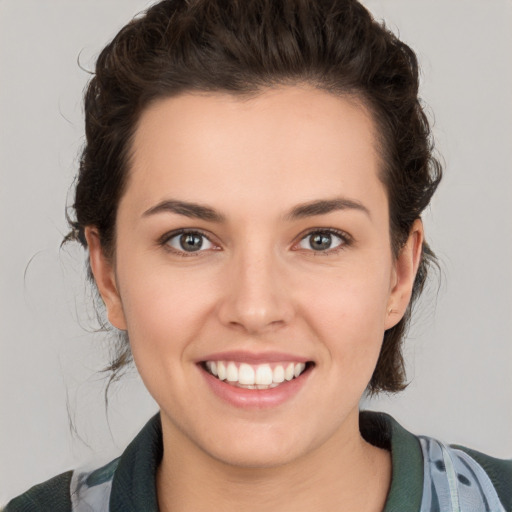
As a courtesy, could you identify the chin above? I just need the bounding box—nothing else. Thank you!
[197,416,329,470]
[207,441,302,470]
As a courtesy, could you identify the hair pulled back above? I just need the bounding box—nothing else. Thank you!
[66,0,442,394]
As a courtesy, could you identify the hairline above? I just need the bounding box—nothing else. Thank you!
[102,81,396,262]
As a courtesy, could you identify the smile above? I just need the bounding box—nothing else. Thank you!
[203,361,309,389]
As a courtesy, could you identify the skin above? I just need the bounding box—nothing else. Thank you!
[86,86,423,512]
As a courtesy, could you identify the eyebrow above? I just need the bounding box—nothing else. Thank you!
[142,196,370,222]
[142,200,225,222]
[285,197,371,220]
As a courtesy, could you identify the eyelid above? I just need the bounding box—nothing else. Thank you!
[158,227,352,255]
[159,228,221,255]
[292,227,353,253]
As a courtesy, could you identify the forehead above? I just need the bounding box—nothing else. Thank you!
[125,86,385,217]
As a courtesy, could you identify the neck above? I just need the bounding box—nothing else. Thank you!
[156,410,391,512]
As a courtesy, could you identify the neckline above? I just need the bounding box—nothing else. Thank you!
[109,411,424,512]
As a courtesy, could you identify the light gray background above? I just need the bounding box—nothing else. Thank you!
[1,0,511,504]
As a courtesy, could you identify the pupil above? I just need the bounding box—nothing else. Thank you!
[180,233,203,251]
[311,233,331,250]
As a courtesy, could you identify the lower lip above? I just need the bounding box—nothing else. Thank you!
[200,365,312,409]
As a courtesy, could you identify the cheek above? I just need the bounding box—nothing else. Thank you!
[115,258,217,360]
[298,261,392,356]
[116,264,219,409]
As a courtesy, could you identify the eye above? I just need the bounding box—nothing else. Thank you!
[297,230,347,252]
[165,231,215,253]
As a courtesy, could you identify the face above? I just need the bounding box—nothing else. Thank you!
[87,86,422,468]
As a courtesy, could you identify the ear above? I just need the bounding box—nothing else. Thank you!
[85,227,127,331]
[385,219,424,330]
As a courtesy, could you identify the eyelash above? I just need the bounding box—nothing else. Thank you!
[159,229,218,257]
[159,228,353,257]
[294,228,353,255]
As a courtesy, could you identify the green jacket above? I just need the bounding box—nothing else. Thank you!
[4,412,512,511]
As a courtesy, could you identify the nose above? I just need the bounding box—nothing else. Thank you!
[216,246,295,335]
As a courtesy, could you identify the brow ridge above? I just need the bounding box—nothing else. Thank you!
[143,197,369,222]
[142,200,225,222]
[286,198,370,220]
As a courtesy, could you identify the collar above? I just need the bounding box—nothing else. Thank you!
[109,413,162,512]
[108,411,424,512]
[360,410,424,512]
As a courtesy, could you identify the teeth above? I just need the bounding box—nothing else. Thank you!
[206,361,218,376]
[294,363,306,378]
[273,365,285,383]
[204,360,309,387]
[217,361,227,380]
[238,363,255,385]
[255,365,273,385]
[226,362,238,382]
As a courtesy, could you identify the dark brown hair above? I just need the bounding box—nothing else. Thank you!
[66,0,442,394]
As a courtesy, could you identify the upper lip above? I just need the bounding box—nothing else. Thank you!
[197,351,312,364]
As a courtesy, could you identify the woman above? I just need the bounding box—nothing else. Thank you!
[4,0,511,511]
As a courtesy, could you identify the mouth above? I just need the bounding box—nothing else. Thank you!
[201,360,314,390]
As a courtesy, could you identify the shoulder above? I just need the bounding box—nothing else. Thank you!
[3,415,161,512]
[3,458,120,512]
[3,471,73,512]
[403,425,512,511]
[361,411,512,512]
[444,442,512,511]
[418,434,512,510]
